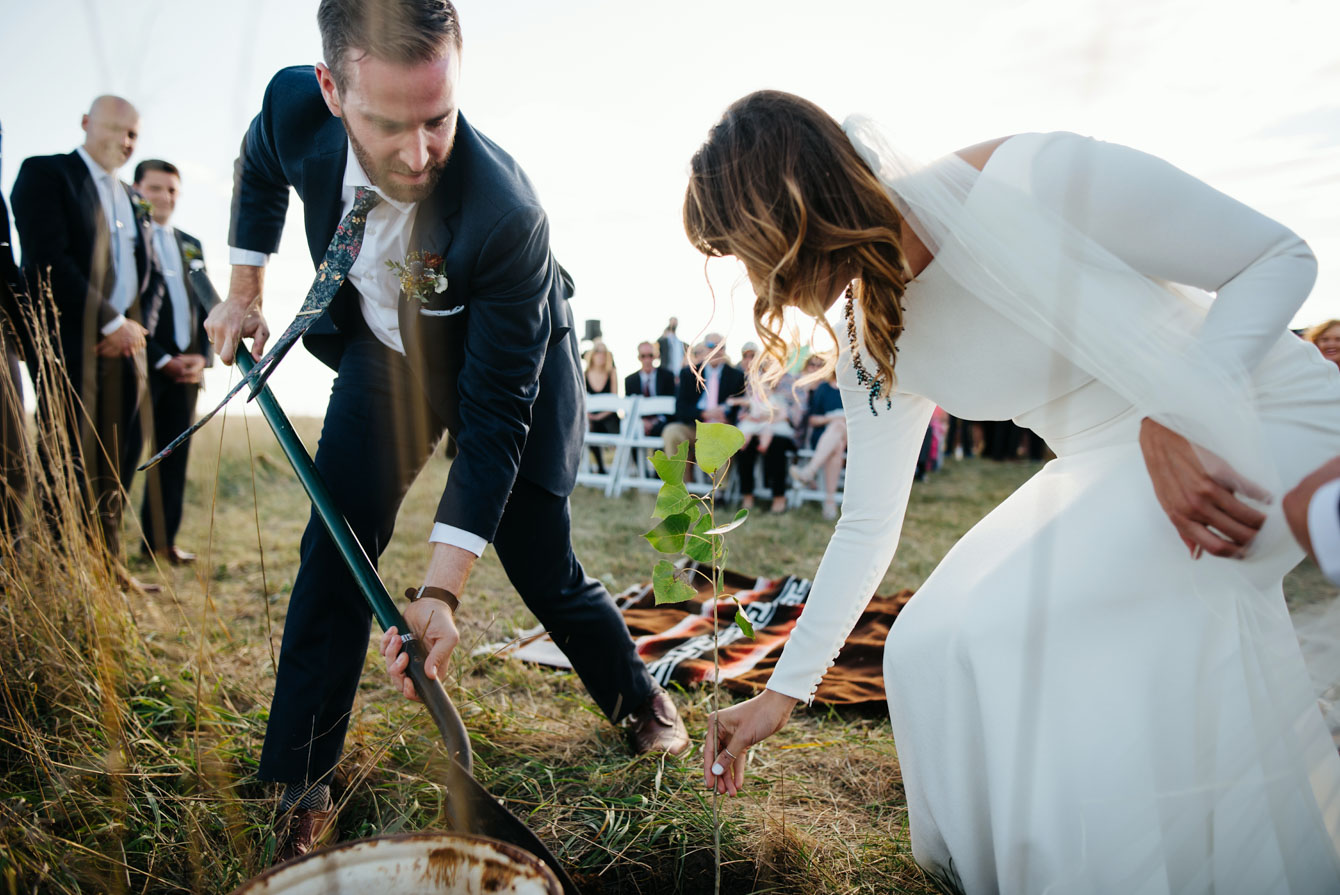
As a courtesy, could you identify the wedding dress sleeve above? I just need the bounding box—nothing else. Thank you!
[1020,132,1317,377]
[766,366,935,703]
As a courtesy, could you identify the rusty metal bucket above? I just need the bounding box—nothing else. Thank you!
[232,832,563,895]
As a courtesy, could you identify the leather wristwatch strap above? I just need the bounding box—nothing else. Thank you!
[405,585,460,612]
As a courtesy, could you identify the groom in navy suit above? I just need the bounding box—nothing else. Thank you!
[208,0,687,860]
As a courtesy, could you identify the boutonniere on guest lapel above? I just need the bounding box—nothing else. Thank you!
[183,242,205,271]
[132,195,154,222]
[385,250,448,305]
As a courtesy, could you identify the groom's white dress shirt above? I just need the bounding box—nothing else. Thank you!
[152,223,192,366]
[1308,478,1340,585]
[229,140,485,557]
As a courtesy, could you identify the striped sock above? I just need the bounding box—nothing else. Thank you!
[279,782,331,812]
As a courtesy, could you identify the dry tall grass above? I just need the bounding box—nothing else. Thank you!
[2,298,1334,892]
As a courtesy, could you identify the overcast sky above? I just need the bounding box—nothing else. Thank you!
[3,0,1338,416]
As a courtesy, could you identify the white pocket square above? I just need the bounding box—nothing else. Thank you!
[420,304,466,317]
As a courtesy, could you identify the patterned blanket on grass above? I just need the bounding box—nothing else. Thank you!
[478,565,912,706]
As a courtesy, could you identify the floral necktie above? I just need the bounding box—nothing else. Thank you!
[141,187,381,470]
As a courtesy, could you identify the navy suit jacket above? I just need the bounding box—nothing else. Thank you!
[10,150,161,392]
[673,362,746,426]
[229,66,583,541]
[0,193,22,343]
[624,367,675,399]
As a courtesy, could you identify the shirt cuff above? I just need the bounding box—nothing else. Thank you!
[429,522,487,558]
[153,354,173,370]
[229,247,270,267]
[1307,477,1340,586]
[100,315,126,336]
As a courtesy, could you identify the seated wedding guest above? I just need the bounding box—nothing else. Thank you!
[738,340,759,375]
[583,341,618,474]
[790,355,846,519]
[1285,455,1340,586]
[1305,319,1340,372]
[11,95,163,589]
[624,340,675,434]
[658,316,687,384]
[737,374,802,512]
[663,333,745,461]
[135,159,210,565]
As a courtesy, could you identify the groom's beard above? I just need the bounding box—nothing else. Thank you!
[345,124,451,203]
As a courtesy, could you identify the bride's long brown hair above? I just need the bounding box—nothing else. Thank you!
[683,90,911,391]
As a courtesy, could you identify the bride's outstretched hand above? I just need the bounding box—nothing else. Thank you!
[1139,418,1270,559]
[704,689,798,795]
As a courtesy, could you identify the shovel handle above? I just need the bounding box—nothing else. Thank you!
[232,340,474,775]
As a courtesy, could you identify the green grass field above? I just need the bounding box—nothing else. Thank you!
[1,412,1334,894]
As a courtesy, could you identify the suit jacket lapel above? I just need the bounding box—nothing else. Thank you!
[67,153,111,278]
[302,146,346,265]
[124,182,153,294]
[399,146,463,337]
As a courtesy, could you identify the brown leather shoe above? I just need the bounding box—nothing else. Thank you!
[274,806,336,864]
[626,687,689,756]
[114,565,162,596]
[142,545,196,565]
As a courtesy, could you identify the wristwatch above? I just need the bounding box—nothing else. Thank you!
[404,585,460,612]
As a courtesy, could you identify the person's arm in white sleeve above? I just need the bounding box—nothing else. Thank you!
[428,523,486,558]
[766,360,936,703]
[1283,456,1340,585]
[1028,133,1316,377]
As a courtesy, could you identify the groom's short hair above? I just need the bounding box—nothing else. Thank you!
[318,0,462,91]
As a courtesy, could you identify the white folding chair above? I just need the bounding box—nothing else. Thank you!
[613,395,678,495]
[575,394,636,497]
[786,445,847,509]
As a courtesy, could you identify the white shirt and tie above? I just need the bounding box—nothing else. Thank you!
[152,223,193,365]
[229,140,486,557]
[76,146,138,335]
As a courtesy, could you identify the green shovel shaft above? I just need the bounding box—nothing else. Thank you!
[234,346,473,775]
[234,350,397,631]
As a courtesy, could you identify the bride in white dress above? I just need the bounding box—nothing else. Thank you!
[683,90,1340,894]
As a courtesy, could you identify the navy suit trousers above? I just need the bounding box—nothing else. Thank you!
[258,333,654,786]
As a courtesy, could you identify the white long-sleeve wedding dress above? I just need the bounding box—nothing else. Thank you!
[766,132,1340,894]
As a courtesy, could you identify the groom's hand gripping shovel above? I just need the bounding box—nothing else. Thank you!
[185,271,580,894]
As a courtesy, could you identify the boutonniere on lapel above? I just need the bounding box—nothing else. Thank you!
[385,250,448,304]
[132,195,154,222]
[182,242,205,272]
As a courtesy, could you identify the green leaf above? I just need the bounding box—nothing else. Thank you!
[684,511,716,563]
[705,506,749,536]
[653,560,697,605]
[652,481,692,519]
[694,422,746,475]
[649,442,688,486]
[734,608,755,638]
[643,512,693,554]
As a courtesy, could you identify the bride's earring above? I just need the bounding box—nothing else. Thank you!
[844,284,890,415]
